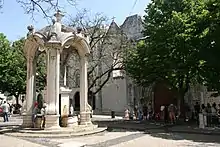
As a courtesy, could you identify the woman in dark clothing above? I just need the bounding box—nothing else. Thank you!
[143,106,148,120]
[212,103,218,126]
[164,105,169,123]
[206,103,212,127]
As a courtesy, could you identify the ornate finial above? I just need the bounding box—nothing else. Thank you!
[76,27,82,34]
[27,25,34,32]
[52,19,56,25]
[112,16,116,22]
[54,10,64,22]
[27,25,34,37]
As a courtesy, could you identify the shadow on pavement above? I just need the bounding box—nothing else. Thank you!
[0,127,18,134]
[145,129,220,144]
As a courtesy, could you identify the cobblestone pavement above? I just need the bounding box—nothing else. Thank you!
[14,129,220,147]
[0,134,47,147]
[1,116,220,147]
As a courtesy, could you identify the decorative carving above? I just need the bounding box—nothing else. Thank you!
[86,103,92,112]
[76,27,82,34]
[27,25,34,37]
[50,32,58,41]
[54,10,64,22]
[85,53,90,57]
[51,56,56,60]
[52,19,56,25]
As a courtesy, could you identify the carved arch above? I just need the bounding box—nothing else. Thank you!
[62,35,90,57]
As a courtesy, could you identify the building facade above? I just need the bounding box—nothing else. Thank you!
[63,14,145,114]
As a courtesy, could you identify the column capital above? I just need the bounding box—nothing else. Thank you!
[45,45,62,51]
[80,54,89,63]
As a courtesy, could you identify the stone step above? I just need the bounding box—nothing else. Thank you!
[4,127,107,138]
[16,124,98,134]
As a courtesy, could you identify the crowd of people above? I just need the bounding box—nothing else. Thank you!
[194,102,220,126]
[126,101,220,127]
[125,103,179,124]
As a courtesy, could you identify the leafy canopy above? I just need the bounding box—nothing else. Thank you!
[0,33,46,99]
[125,0,220,95]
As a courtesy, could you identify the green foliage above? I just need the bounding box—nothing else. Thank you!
[0,33,46,102]
[0,33,26,98]
[125,0,220,97]
[36,53,46,92]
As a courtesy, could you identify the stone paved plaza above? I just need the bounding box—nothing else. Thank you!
[1,115,220,147]
[1,129,220,147]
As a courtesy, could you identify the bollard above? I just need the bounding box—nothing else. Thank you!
[199,113,205,129]
[111,111,115,118]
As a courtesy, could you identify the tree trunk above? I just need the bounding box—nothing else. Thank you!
[177,94,185,117]
[15,95,19,105]
[178,89,188,118]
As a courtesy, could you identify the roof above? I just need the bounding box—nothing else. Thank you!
[37,25,76,37]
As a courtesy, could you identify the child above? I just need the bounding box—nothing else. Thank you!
[40,103,46,129]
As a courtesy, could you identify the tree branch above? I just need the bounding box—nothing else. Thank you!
[93,67,123,95]
[15,0,77,18]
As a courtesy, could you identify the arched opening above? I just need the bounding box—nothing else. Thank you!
[88,91,96,110]
[23,13,92,127]
[73,91,96,111]
[74,91,80,111]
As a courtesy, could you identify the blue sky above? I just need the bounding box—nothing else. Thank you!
[0,0,149,41]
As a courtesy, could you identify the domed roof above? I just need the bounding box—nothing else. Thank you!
[25,11,90,57]
[37,25,76,38]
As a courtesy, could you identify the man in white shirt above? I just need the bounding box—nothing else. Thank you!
[1,101,10,122]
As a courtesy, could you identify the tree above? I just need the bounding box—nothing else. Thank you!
[0,0,78,18]
[124,0,220,107]
[0,33,26,104]
[36,53,47,92]
[194,0,220,91]
[12,38,47,92]
[64,11,126,96]
[0,34,46,104]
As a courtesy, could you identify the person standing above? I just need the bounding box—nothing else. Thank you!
[168,104,176,124]
[184,104,190,122]
[70,104,74,116]
[1,101,10,122]
[201,104,207,126]
[218,104,220,117]
[194,102,200,123]
[143,105,148,120]
[32,102,38,128]
[147,103,153,120]
[164,105,169,123]
[206,103,212,126]
[211,103,218,126]
[40,103,47,129]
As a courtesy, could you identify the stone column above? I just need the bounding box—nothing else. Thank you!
[45,47,61,129]
[64,65,67,86]
[79,55,91,125]
[22,56,36,127]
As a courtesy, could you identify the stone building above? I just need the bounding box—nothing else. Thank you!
[60,14,217,115]
[64,14,146,114]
